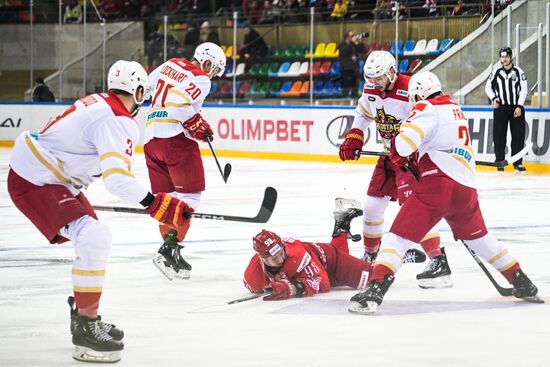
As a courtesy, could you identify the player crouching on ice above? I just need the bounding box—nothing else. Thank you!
[243,200,426,300]
[7,61,196,363]
[348,72,544,315]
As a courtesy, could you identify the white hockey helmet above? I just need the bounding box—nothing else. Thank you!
[193,42,226,78]
[408,71,442,104]
[108,60,150,105]
[363,50,397,80]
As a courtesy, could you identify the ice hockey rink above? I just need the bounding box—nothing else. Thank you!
[1,149,549,367]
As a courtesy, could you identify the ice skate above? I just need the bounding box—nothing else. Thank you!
[152,230,192,280]
[416,247,453,289]
[68,296,124,341]
[514,164,526,176]
[403,248,427,264]
[332,198,363,241]
[72,313,124,363]
[348,274,395,315]
[512,269,544,303]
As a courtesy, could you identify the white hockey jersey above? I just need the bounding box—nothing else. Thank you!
[394,95,477,189]
[353,73,412,150]
[9,92,149,204]
[144,58,211,144]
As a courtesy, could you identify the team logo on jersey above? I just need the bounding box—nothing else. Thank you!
[375,108,401,139]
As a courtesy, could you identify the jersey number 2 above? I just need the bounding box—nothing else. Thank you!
[151,79,174,106]
[458,125,470,146]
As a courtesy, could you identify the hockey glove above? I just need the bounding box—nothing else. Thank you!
[182,113,214,142]
[263,280,296,301]
[339,128,364,161]
[389,137,410,168]
[145,192,193,227]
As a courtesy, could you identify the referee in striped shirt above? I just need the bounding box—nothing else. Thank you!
[485,47,528,173]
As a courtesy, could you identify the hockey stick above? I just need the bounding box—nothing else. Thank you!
[356,142,532,168]
[206,135,232,183]
[93,186,277,223]
[461,240,513,296]
[188,291,271,313]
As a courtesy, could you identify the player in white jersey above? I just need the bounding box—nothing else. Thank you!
[7,61,195,363]
[348,72,543,314]
[143,42,226,280]
[338,51,450,288]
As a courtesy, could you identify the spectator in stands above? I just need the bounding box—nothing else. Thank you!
[423,0,438,16]
[338,31,365,98]
[63,0,82,24]
[331,0,349,20]
[243,0,263,24]
[32,78,55,102]
[451,0,464,16]
[200,21,221,45]
[259,0,276,24]
[100,0,123,19]
[239,26,269,67]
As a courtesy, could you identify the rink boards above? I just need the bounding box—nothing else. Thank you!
[1,103,549,172]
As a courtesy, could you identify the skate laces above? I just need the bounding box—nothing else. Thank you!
[89,320,113,342]
[425,257,439,271]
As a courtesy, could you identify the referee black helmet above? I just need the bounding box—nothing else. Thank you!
[499,47,513,58]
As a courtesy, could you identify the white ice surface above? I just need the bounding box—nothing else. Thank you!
[0,148,549,367]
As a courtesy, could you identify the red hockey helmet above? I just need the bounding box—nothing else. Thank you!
[252,230,284,257]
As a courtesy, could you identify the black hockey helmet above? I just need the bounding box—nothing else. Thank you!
[499,47,513,58]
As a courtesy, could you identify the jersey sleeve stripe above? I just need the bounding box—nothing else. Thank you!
[99,152,131,171]
[165,101,192,108]
[401,123,425,138]
[24,135,79,187]
[72,268,106,276]
[144,118,180,129]
[399,133,418,152]
[102,168,135,179]
[357,102,375,120]
[168,89,193,103]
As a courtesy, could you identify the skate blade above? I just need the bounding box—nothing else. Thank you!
[174,269,191,280]
[348,301,378,315]
[72,346,121,363]
[152,255,175,281]
[514,171,526,176]
[520,294,545,304]
[417,275,453,289]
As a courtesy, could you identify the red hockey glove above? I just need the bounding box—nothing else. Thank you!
[145,193,194,227]
[389,137,410,167]
[182,113,214,142]
[339,128,364,161]
[263,280,296,301]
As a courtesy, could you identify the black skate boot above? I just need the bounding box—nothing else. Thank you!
[68,296,124,341]
[152,229,192,280]
[332,198,363,242]
[402,248,427,264]
[511,269,544,303]
[72,313,124,363]
[348,274,395,314]
[514,163,526,176]
[416,247,453,289]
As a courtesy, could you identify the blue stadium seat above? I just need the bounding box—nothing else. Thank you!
[321,81,334,97]
[402,40,415,55]
[314,81,324,96]
[278,81,293,95]
[329,61,341,77]
[390,40,403,57]
[398,59,409,73]
[333,82,342,97]
[277,62,291,77]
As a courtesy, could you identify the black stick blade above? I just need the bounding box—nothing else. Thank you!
[223,163,232,183]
